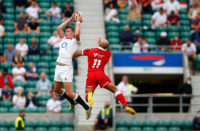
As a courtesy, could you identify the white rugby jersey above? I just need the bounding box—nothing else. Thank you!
[56,38,79,65]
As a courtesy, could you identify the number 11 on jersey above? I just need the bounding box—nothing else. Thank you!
[92,59,101,68]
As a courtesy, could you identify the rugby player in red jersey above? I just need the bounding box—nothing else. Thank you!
[73,37,136,115]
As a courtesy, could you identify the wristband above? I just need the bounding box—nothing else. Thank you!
[76,21,81,24]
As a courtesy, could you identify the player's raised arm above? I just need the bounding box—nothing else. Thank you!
[73,51,83,59]
[57,13,75,38]
[75,14,82,41]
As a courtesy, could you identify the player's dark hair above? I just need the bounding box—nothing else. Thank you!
[65,25,75,32]
[19,110,25,114]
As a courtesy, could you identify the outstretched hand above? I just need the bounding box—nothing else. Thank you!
[97,37,101,44]
[77,14,83,23]
[70,13,76,22]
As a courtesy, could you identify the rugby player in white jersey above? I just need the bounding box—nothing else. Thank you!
[54,13,92,120]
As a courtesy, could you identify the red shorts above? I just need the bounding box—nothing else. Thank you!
[86,71,112,90]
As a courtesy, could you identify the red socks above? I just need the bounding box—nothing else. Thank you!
[115,91,128,106]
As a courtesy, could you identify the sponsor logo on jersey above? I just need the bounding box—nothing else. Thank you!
[94,53,98,57]
[61,42,68,49]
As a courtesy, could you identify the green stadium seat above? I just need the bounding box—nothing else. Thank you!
[147,38,156,45]
[60,121,73,127]
[26,81,36,88]
[25,121,35,128]
[108,38,120,45]
[168,120,180,128]
[181,26,191,32]
[181,120,192,130]
[120,20,129,26]
[4,33,14,39]
[142,120,154,128]
[107,32,119,38]
[0,127,8,131]
[106,21,119,26]
[41,32,51,38]
[36,107,46,113]
[179,14,188,20]
[142,14,152,20]
[130,127,142,131]
[9,107,20,113]
[119,26,125,32]
[51,21,62,26]
[180,32,191,39]
[35,121,48,127]
[37,62,49,68]
[15,8,26,14]
[3,14,14,20]
[52,56,58,61]
[14,81,25,87]
[180,9,187,15]
[0,62,12,69]
[25,88,37,94]
[0,121,8,127]
[142,127,154,131]
[28,32,39,38]
[119,8,128,14]
[35,127,47,131]
[116,121,128,128]
[24,107,37,113]
[116,127,129,131]
[50,62,57,67]
[168,127,180,131]
[15,32,27,38]
[9,121,15,127]
[0,101,12,108]
[4,20,14,26]
[28,55,40,62]
[24,127,34,131]
[48,127,60,131]
[48,121,60,127]
[61,127,73,131]
[119,14,127,20]
[156,26,167,32]
[142,20,151,26]
[0,107,8,113]
[3,38,15,44]
[155,120,167,127]
[39,20,51,26]
[7,8,14,13]
[167,26,180,32]
[106,26,119,32]
[40,44,51,50]
[129,121,141,127]
[144,31,155,38]
[41,26,51,32]
[155,127,167,131]
[130,20,141,26]
[9,127,16,131]
[40,55,52,62]
[180,20,190,26]
[51,26,58,32]
[40,38,49,45]
[37,94,51,101]
[195,56,200,70]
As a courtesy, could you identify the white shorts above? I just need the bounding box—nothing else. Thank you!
[54,64,73,82]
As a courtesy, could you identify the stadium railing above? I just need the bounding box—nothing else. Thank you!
[115,94,199,113]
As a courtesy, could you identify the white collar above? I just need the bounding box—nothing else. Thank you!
[98,47,106,51]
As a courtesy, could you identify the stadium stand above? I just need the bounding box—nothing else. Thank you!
[0,0,75,115]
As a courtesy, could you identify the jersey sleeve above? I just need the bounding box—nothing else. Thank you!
[82,48,91,56]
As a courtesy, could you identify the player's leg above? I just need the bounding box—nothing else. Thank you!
[105,82,136,115]
[54,81,76,110]
[64,82,92,119]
